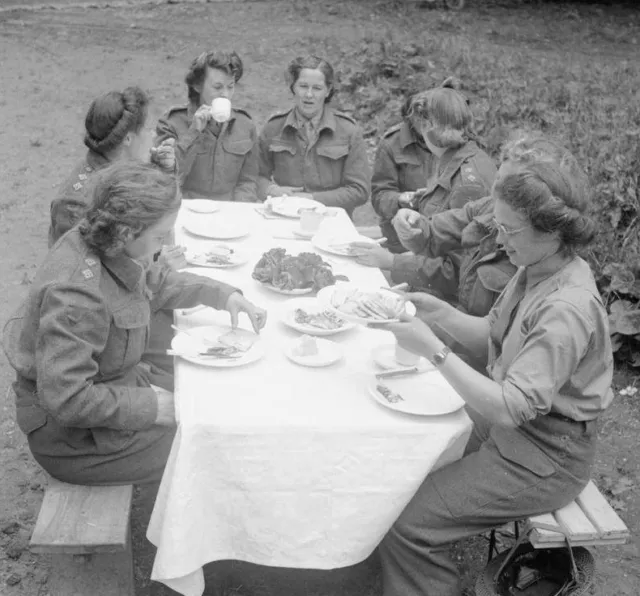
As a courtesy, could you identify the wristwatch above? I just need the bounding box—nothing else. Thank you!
[431,346,452,367]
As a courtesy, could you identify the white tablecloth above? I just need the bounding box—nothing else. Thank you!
[147,203,472,596]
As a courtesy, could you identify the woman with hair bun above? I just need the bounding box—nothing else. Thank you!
[4,162,266,485]
[364,78,496,260]
[257,55,370,218]
[49,86,176,246]
[155,50,258,202]
[374,137,613,596]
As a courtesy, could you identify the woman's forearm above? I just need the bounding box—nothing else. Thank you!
[428,305,490,361]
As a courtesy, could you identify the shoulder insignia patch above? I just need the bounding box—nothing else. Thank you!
[78,173,88,181]
[85,166,93,173]
[73,182,83,191]
[82,269,94,280]
[85,257,97,266]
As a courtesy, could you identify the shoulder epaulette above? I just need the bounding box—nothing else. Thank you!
[382,123,403,139]
[166,104,189,117]
[266,109,291,122]
[232,107,252,120]
[334,111,356,125]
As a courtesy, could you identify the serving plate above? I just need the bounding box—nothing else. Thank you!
[266,196,324,218]
[281,297,355,336]
[317,283,416,326]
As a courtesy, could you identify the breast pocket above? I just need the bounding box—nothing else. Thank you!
[100,301,150,376]
[315,142,349,188]
[269,141,300,185]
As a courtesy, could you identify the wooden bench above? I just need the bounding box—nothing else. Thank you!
[488,479,630,559]
[526,480,630,549]
[30,477,135,596]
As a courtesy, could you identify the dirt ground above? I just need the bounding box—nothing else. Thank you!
[0,1,638,595]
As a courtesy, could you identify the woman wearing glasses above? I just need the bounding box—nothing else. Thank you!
[156,50,258,202]
[376,134,614,596]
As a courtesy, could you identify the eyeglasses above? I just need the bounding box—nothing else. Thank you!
[492,217,529,237]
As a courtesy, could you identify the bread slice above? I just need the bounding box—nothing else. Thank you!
[218,328,258,352]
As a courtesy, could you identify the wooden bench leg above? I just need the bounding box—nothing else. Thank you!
[46,529,134,596]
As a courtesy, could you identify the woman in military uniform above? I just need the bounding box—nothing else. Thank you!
[49,86,177,248]
[156,50,258,202]
[370,79,496,254]
[257,55,370,219]
[4,163,266,486]
[376,136,613,596]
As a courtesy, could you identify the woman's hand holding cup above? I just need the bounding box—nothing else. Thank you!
[192,104,213,132]
[393,208,423,243]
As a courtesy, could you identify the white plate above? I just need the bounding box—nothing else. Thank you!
[282,297,356,336]
[368,375,465,416]
[372,343,434,372]
[257,280,314,295]
[186,245,249,268]
[183,219,250,240]
[312,234,379,257]
[267,196,324,218]
[184,199,220,214]
[171,325,263,368]
[317,283,417,326]
[285,337,343,367]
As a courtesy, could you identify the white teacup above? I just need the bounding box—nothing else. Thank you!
[299,208,325,234]
[395,342,420,367]
[210,97,232,123]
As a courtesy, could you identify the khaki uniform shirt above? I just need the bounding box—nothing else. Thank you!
[48,150,109,247]
[3,230,238,438]
[396,196,516,316]
[486,256,614,424]
[372,123,496,221]
[257,107,371,218]
[156,104,258,202]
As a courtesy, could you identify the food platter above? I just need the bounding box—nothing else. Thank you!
[184,199,220,214]
[311,233,380,257]
[368,375,465,416]
[185,244,249,268]
[171,325,263,368]
[317,283,416,325]
[266,196,324,218]
[285,336,343,367]
[183,218,250,240]
[281,297,355,336]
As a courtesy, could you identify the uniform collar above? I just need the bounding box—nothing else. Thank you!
[524,252,575,289]
[434,141,479,191]
[285,106,336,133]
[101,252,146,292]
[86,149,111,172]
[398,121,425,149]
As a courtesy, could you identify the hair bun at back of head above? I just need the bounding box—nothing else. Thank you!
[441,76,462,91]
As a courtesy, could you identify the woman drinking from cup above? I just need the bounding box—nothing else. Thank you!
[4,162,266,485]
[156,50,258,202]
[257,55,371,219]
[375,137,613,596]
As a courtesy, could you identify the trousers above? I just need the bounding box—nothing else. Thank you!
[379,410,597,596]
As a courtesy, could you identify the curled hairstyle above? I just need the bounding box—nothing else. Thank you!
[185,51,244,105]
[402,77,472,148]
[79,162,181,257]
[84,87,149,155]
[285,55,335,103]
[494,134,595,250]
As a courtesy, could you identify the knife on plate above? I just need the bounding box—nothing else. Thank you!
[375,366,421,379]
